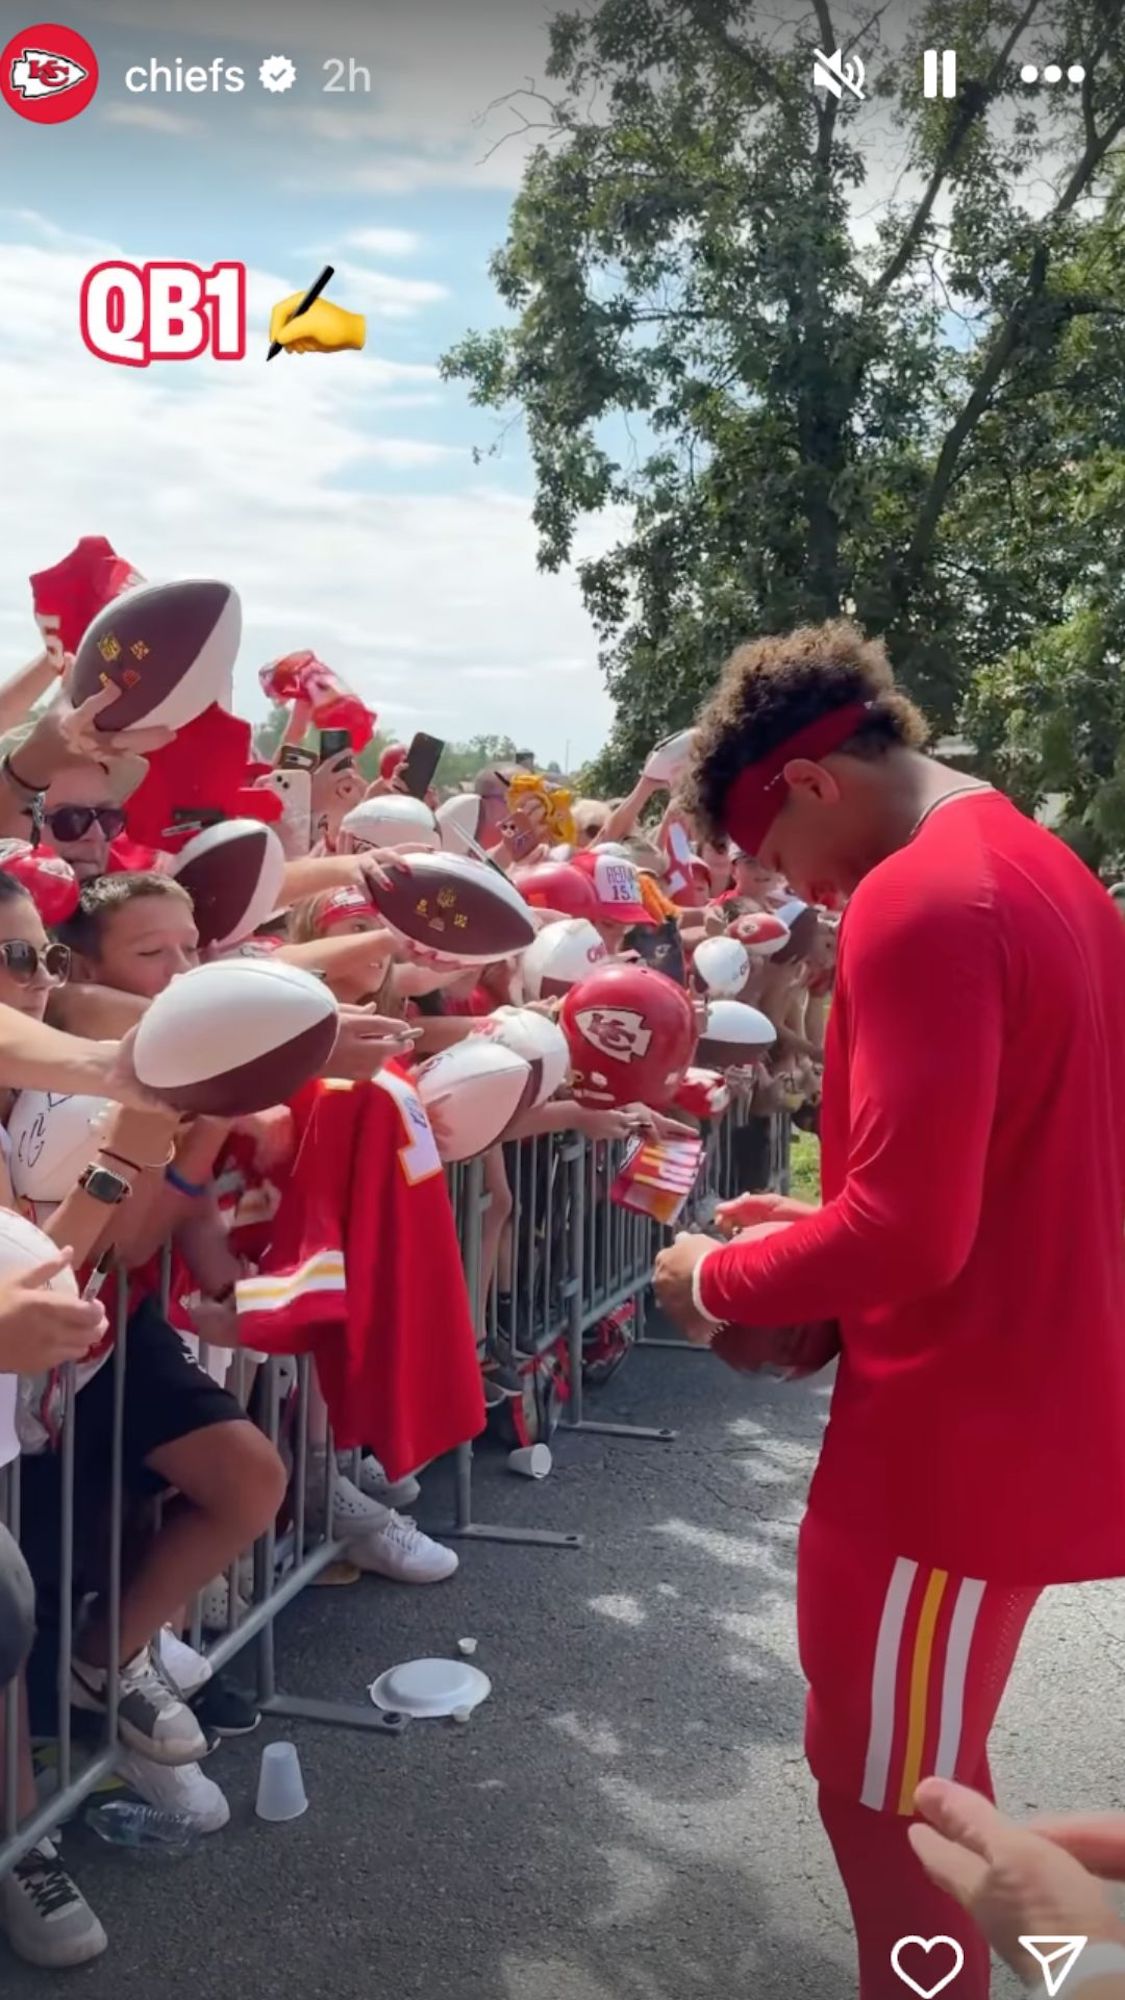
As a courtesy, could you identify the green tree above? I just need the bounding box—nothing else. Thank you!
[444,0,1125,814]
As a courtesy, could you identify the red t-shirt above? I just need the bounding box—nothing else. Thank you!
[701,793,1125,1583]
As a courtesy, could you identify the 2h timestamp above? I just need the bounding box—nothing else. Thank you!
[322,58,373,94]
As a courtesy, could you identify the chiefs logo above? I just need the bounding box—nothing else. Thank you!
[575,1006,651,1061]
[10,48,88,98]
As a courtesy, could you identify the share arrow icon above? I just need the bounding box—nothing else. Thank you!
[1018,1937,1088,1996]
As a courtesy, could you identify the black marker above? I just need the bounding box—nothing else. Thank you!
[267,263,334,361]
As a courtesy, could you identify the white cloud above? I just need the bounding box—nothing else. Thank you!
[0,221,616,764]
[343,228,421,260]
[324,259,448,321]
[102,104,201,136]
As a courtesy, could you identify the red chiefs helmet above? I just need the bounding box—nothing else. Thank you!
[511,861,598,920]
[0,842,80,925]
[560,963,697,1109]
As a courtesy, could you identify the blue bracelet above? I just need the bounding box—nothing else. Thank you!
[165,1164,209,1198]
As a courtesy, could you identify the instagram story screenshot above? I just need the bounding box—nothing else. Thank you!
[0,2,1124,1998]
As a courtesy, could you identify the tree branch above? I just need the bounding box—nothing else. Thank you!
[872,0,1043,301]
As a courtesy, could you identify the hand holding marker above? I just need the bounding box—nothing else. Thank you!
[267,266,366,359]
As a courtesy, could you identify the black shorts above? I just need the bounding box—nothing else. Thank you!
[17,1293,245,1595]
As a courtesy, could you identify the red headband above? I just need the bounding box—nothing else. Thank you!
[722,700,872,856]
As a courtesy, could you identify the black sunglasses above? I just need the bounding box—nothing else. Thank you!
[42,805,127,844]
[0,940,71,985]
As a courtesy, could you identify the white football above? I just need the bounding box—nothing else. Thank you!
[475,1005,570,1108]
[7,1092,113,1207]
[340,795,440,853]
[436,793,483,856]
[0,1207,79,1293]
[414,1039,532,1162]
[171,818,286,950]
[643,726,697,786]
[132,958,339,1116]
[520,918,608,1001]
[693,935,751,998]
[698,999,777,1069]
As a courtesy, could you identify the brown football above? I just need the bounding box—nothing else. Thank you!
[71,578,241,733]
[171,819,286,950]
[372,853,536,965]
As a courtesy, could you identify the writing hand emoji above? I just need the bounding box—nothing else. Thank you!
[268,292,366,356]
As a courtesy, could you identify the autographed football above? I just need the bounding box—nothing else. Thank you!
[372,852,536,966]
[71,577,240,732]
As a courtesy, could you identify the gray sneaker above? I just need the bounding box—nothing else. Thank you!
[0,1840,107,1968]
[71,1644,210,1766]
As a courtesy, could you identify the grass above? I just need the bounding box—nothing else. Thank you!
[788,1128,821,1205]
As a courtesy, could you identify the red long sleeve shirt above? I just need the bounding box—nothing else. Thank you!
[700,792,1125,1583]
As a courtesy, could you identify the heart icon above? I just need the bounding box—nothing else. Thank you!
[890,1935,966,1998]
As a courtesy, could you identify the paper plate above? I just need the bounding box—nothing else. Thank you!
[368,1658,492,1720]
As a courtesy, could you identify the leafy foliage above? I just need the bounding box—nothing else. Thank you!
[445,0,1125,857]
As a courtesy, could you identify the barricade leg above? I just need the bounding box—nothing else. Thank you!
[563,1135,676,1443]
[446,1155,582,1549]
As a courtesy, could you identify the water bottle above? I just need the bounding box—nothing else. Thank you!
[86,1801,198,1858]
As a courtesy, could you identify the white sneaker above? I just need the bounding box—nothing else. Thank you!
[350,1453,422,1510]
[116,1749,230,1834]
[157,1628,212,1698]
[305,1462,388,1539]
[70,1645,209,1767]
[345,1511,459,1584]
[0,1839,107,1967]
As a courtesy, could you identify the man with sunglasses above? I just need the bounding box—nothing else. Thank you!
[38,760,148,885]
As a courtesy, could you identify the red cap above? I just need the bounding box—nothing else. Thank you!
[0,843,80,925]
[570,849,656,926]
[380,745,407,782]
[313,887,379,935]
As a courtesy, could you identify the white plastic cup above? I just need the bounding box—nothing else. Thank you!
[508,1443,552,1480]
[255,1740,308,1822]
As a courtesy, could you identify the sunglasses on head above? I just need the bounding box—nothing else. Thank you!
[42,805,127,844]
[0,940,71,985]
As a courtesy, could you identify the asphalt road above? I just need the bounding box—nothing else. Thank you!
[5,1345,1122,2000]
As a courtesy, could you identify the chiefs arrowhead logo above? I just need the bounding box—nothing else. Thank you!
[11,47,87,97]
[575,1006,652,1062]
[2,26,99,122]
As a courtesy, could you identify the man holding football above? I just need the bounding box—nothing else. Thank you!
[654,620,1125,1999]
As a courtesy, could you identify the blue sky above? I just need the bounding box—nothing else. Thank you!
[0,0,620,765]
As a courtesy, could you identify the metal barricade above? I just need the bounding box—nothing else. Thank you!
[0,1105,791,1883]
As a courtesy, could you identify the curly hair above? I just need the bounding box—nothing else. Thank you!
[681,621,929,842]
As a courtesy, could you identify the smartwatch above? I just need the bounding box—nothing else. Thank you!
[77,1162,131,1206]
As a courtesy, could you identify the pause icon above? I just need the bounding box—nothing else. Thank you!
[923,48,957,98]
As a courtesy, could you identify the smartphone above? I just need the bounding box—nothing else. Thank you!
[399,732,445,800]
[318,728,352,761]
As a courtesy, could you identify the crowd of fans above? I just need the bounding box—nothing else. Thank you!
[0,607,829,1971]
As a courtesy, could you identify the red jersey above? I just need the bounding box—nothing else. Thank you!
[235,1065,484,1480]
[701,793,1125,1583]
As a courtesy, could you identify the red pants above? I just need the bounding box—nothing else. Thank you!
[797,1508,1040,1999]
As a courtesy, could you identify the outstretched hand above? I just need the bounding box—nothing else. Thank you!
[910,1779,1125,1986]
